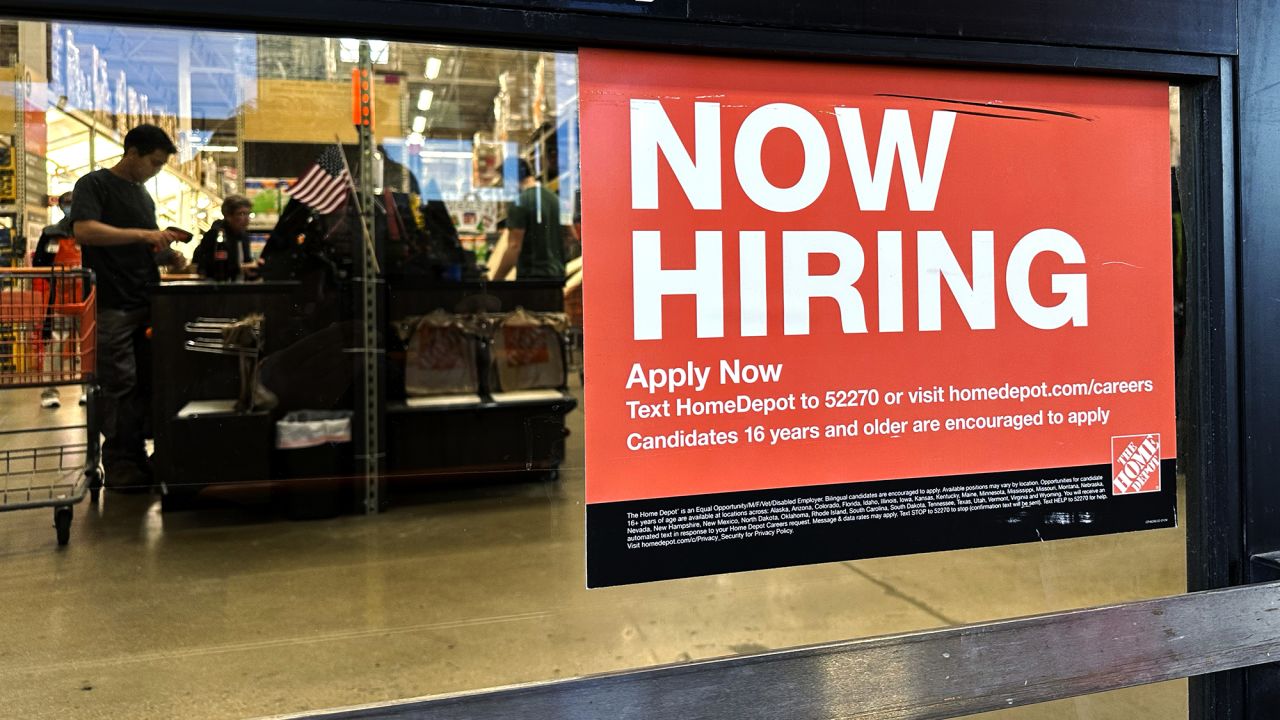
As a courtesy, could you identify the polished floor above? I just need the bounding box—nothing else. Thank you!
[0,384,1187,719]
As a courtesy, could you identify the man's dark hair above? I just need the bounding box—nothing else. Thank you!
[518,159,536,181]
[123,124,178,157]
[57,192,72,206]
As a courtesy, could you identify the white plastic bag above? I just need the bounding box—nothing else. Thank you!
[403,310,479,396]
[276,410,353,450]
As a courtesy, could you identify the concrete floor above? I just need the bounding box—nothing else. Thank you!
[0,385,1187,719]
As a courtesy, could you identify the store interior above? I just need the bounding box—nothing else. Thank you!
[0,18,1189,720]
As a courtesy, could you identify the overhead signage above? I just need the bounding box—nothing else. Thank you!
[579,49,1176,587]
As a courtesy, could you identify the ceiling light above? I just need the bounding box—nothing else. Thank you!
[425,57,442,80]
[412,115,427,133]
[339,39,359,64]
[417,89,434,111]
[339,38,389,65]
[420,151,475,160]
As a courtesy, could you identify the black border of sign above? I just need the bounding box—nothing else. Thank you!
[587,460,1177,587]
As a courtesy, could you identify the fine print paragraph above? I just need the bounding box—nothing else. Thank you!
[624,474,1109,549]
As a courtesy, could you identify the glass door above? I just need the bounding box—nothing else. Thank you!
[0,15,1253,720]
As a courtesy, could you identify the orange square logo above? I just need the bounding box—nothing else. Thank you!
[1112,434,1161,495]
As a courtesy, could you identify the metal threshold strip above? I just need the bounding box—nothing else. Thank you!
[274,581,1280,720]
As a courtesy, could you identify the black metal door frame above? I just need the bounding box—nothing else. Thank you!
[4,1,1261,717]
[1181,57,1245,720]
[1235,0,1280,716]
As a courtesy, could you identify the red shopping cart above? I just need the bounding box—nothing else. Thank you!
[0,267,100,546]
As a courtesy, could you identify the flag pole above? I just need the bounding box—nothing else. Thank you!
[333,134,381,274]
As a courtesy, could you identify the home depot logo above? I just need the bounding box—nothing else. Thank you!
[1111,434,1161,495]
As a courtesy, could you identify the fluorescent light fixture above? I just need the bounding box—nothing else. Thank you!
[406,132,425,145]
[339,38,389,64]
[419,150,474,159]
[425,57,442,80]
[417,89,434,111]
[339,39,359,63]
[197,145,238,153]
[411,115,427,133]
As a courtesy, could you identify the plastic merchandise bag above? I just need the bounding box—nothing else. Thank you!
[221,313,263,350]
[401,309,478,396]
[224,314,265,412]
[490,308,569,392]
[276,410,352,450]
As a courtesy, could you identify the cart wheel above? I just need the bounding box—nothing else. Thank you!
[54,506,73,547]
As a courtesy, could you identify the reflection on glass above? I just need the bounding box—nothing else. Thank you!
[0,16,1188,720]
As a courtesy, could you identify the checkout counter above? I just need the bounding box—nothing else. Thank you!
[150,276,575,512]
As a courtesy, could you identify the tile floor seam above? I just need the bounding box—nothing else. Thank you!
[841,562,959,626]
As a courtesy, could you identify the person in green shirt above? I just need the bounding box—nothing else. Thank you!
[488,160,565,281]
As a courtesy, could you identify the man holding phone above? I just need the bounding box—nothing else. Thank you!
[71,124,185,492]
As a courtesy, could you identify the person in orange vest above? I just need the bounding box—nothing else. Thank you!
[32,191,83,409]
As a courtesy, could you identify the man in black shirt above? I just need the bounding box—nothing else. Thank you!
[71,124,184,491]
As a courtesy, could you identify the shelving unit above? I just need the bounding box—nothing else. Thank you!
[45,106,221,232]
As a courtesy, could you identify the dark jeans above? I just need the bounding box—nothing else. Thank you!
[97,306,151,470]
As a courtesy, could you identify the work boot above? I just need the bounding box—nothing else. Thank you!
[104,462,152,494]
[139,454,155,483]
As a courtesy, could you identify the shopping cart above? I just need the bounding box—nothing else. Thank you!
[0,267,99,546]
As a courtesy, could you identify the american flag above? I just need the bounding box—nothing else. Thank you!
[287,145,351,214]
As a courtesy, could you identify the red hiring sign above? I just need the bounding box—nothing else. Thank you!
[579,49,1176,505]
